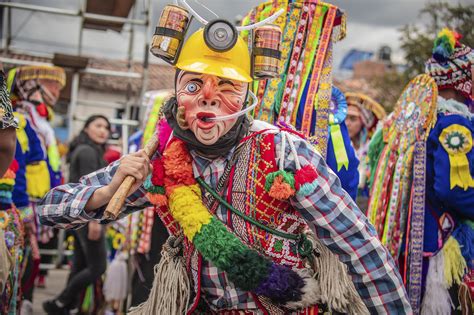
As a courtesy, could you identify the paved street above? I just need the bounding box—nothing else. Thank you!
[32,269,69,315]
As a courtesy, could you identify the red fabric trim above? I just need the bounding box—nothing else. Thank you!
[226,166,236,228]
[187,254,203,315]
[240,127,307,144]
[250,293,269,315]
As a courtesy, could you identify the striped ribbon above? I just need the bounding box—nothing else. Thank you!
[408,141,426,314]
[258,3,301,121]
[301,5,337,148]
[292,4,327,124]
[277,4,311,121]
[285,3,318,123]
[313,43,333,156]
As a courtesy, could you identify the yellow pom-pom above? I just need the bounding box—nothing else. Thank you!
[168,184,212,241]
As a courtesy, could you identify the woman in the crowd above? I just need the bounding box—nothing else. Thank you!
[43,115,111,314]
[344,92,386,211]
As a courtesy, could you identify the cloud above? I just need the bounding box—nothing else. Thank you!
[6,0,262,59]
[5,0,470,68]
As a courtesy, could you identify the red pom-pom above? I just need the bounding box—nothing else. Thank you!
[9,159,19,173]
[294,165,318,190]
[151,158,165,186]
[36,103,49,117]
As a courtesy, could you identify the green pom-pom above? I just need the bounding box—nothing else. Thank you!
[193,217,270,291]
[264,170,295,192]
[147,185,165,195]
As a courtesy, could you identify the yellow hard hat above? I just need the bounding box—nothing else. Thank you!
[176,28,252,83]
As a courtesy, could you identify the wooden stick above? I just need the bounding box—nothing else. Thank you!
[103,135,159,220]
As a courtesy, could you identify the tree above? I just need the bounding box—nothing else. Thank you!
[369,71,409,113]
[400,1,474,77]
[370,1,473,111]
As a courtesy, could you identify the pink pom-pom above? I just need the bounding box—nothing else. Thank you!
[294,165,318,190]
[158,119,173,153]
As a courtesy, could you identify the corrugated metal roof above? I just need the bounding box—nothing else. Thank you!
[1,51,175,95]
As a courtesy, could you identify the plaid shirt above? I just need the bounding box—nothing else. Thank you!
[39,121,411,314]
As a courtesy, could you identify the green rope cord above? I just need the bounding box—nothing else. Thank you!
[197,177,297,240]
[198,176,304,239]
[197,178,315,259]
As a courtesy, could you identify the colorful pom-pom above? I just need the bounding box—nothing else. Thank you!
[146,192,168,207]
[265,170,296,200]
[294,165,318,190]
[9,159,19,173]
[151,158,165,186]
[433,28,456,62]
[158,118,173,153]
[294,165,319,196]
[265,170,295,190]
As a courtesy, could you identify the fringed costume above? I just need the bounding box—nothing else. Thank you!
[4,65,65,312]
[242,1,360,200]
[368,28,474,314]
[38,1,411,314]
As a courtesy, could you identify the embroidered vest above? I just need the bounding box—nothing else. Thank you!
[156,130,318,314]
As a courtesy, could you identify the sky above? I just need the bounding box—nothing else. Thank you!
[1,0,471,71]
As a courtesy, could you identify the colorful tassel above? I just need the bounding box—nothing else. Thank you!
[451,223,474,269]
[442,236,467,287]
[265,170,296,200]
[294,165,318,196]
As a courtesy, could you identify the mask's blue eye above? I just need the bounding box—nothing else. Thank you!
[185,82,200,93]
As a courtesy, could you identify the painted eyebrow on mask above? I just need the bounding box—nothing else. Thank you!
[189,78,204,84]
[178,71,201,83]
[218,79,235,86]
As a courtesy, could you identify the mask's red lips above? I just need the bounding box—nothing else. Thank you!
[196,112,216,121]
[196,112,217,129]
